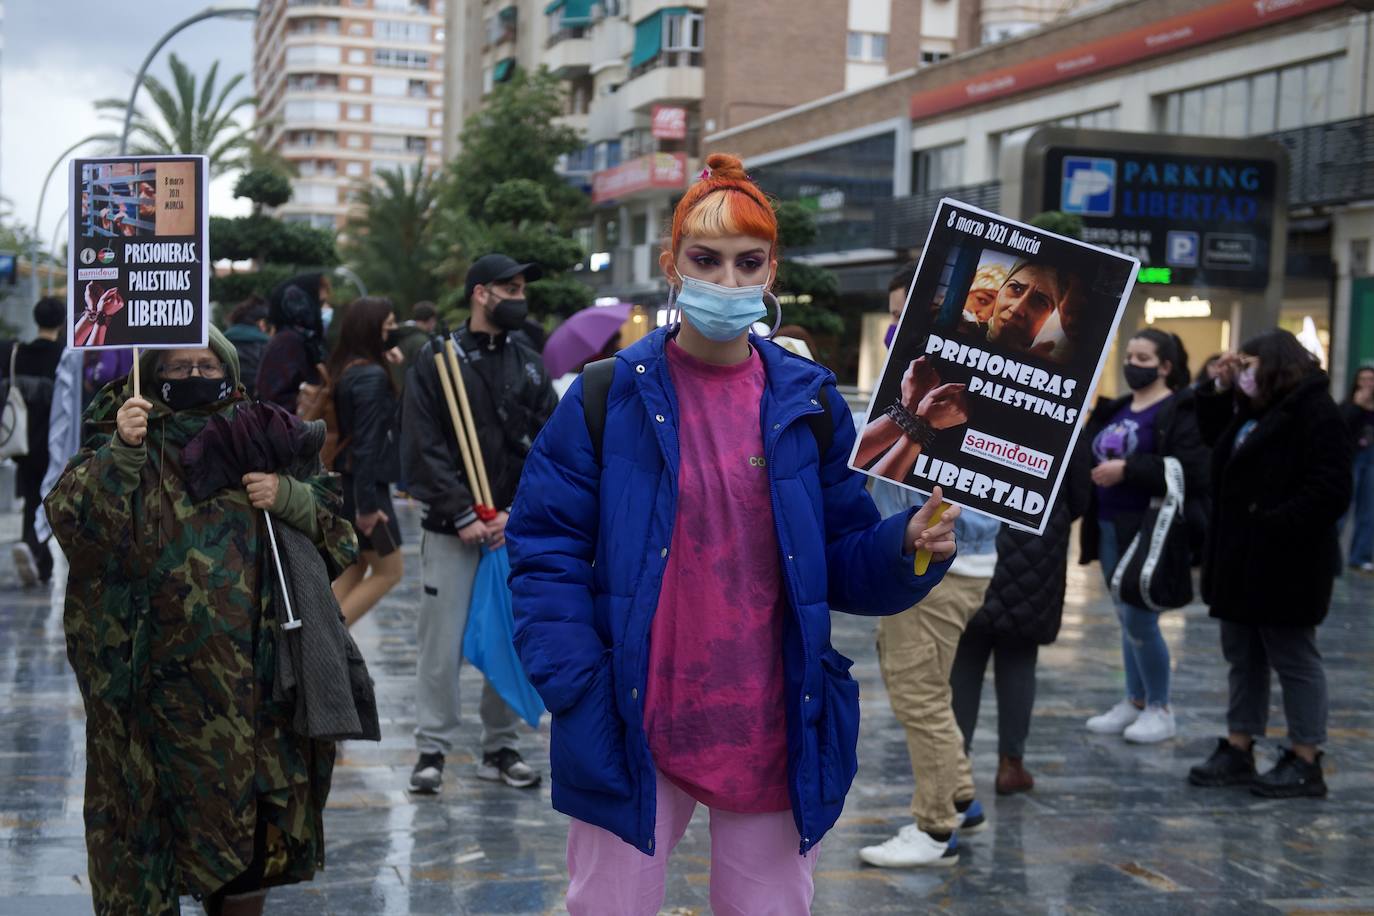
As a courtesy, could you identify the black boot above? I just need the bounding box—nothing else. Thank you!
[1251,747,1326,798]
[1188,738,1256,787]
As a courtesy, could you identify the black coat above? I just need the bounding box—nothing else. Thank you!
[401,325,558,534]
[971,437,1092,645]
[1078,388,1211,565]
[334,363,400,514]
[1196,375,1353,627]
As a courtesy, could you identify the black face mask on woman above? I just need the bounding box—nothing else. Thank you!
[159,376,234,412]
[1123,363,1161,391]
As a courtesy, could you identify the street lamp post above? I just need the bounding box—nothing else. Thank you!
[30,134,117,309]
[119,5,259,156]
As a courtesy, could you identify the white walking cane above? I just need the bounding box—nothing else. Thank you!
[263,510,302,631]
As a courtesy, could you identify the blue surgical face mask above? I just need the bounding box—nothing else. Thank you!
[674,275,769,342]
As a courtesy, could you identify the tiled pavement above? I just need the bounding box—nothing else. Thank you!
[2,502,1371,914]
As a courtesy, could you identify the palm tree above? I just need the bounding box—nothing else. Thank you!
[344,162,443,311]
[96,54,256,177]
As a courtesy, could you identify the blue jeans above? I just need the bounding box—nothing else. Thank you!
[1349,450,1374,566]
[1098,520,1171,707]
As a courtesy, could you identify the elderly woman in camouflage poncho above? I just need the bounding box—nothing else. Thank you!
[46,328,357,916]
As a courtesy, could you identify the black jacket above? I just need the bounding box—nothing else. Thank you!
[971,437,1092,646]
[1078,388,1211,565]
[401,326,558,534]
[334,363,400,514]
[1196,375,1352,627]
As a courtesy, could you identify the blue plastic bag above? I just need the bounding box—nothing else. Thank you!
[462,545,545,728]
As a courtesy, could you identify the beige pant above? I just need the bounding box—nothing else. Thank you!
[877,573,988,834]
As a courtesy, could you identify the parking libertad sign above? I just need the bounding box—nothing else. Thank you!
[1021,129,1287,291]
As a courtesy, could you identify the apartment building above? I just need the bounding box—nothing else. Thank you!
[705,0,1374,391]
[527,0,982,300]
[442,0,552,157]
[253,0,447,229]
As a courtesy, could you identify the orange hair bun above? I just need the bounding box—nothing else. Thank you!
[703,153,748,182]
[667,151,777,256]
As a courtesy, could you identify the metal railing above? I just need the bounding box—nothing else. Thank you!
[1267,115,1374,210]
[872,181,1001,250]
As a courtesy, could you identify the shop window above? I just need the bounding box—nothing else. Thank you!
[1156,56,1347,138]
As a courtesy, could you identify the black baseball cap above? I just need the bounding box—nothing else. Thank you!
[465,253,542,301]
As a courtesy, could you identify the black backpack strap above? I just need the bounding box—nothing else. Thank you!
[581,357,617,465]
[806,384,839,460]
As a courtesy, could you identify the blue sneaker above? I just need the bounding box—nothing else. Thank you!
[956,799,986,834]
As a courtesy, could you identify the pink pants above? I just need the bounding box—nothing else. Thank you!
[566,770,821,915]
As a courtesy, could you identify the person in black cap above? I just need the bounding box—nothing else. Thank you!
[402,253,558,794]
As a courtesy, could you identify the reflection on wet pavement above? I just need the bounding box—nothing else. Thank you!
[2,501,1371,914]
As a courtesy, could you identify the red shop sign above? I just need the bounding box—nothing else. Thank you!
[651,105,688,140]
[592,153,688,204]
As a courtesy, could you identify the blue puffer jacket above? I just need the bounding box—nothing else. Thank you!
[507,328,951,856]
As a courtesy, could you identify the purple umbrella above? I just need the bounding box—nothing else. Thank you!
[543,303,635,378]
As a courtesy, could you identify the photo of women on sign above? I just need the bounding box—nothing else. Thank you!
[934,249,1089,367]
[80,163,157,239]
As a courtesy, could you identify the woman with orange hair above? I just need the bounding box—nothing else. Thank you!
[507,154,959,913]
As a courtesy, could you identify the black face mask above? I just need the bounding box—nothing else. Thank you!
[159,376,234,412]
[491,297,529,332]
[1123,363,1161,391]
[384,329,403,350]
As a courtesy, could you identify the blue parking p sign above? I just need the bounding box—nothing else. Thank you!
[1061,157,1115,217]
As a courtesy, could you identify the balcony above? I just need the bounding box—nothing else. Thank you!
[628,0,705,22]
[590,17,632,73]
[621,62,703,115]
[543,35,591,76]
[587,96,635,143]
[556,112,591,135]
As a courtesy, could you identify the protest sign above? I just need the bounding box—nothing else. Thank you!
[851,199,1139,534]
[67,155,209,350]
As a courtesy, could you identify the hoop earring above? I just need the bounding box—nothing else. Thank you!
[764,290,783,339]
[666,284,681,330]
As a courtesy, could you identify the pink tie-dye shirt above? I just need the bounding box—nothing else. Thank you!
[643,340,791,814]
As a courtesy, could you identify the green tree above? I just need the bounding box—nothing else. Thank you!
[1028,210,1085,240]
[773,201,845,337]
[96,54,256,176]
[430,67,591,319]
[342,162,443,312]
[209,168,337,308]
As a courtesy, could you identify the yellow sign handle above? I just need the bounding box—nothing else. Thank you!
[913,502,948,576]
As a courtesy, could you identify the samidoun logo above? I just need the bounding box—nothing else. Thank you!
[98,248,116,265]
[960,428,1054,480]
[1061,156,1115,216]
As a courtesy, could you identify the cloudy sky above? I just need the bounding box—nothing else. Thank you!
[1,1,258,250]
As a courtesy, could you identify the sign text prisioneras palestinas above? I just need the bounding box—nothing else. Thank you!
[850,199,1139,534]
[67,154,210,350]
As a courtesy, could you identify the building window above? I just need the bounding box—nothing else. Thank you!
[920,49,950,66]
[286,44,341,66]
[372,134,407,153]
[914,143,964,193]
[493,57,517,84]
[374,19,431,43]
[374,48,431,69]
[346,76,366,92]
[629,10,703,75]
[374,76,407,96]
[373,104,429,127]
[847,32,887,63]
[347,48,367,64]
[284,99,340,122]
[346,104,366,120]
[347,21,366,36]
[346,134,365,148]
[1157,56,1347,138]
[345,161,365,177]
[547,0,592,46]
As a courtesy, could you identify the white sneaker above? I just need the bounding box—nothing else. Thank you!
[1086,699,1142,735]
[1123,705,1176,744]
[859,824,959,868]
[12,543,37,588]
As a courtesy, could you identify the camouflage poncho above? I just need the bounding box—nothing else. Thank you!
[45,330,358,914]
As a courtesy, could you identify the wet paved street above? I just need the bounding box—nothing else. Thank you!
[2,502,1372,914]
